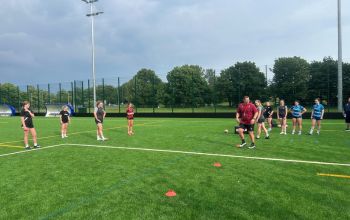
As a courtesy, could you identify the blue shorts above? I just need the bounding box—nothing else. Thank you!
[312,116,322,121]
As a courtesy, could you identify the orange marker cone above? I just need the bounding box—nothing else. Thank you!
[165,190,177,197]
[213,162,222,167]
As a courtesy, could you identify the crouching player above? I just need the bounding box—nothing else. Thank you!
[20,101,40,150]
[236,96,258,149]
[59,105,70,138]
[309,98,324,135]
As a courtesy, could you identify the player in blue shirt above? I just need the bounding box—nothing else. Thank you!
[309,98,325,135]
[290,100,307,135]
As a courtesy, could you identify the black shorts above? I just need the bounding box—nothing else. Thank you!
[95,118,103,124]
[62,119,69,124]
[21,122,34,129]
[279,114,286,119]
[238,124,254,132]
[346,114,350,123]
[257,118,265,124]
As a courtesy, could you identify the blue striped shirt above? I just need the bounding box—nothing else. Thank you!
[291,105,305,117]
[312,104,324,118]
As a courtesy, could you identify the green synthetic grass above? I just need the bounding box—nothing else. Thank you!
[0,117,349,220]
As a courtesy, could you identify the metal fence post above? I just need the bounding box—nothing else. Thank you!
[118,77,121,113]
[88,79,91,113]
[152,75,155,113]
[48,83,51,104]
[17,86,20,110]
[82,81,84,107]
[59,83,62,103]
[37,84,40,113]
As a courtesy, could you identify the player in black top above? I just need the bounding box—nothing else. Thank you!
[277,99,288,135]
[344,97,350,131]
[20,101,40,150]
[59,105,70,138]
[94,101,107,141]
[264,102,274,132]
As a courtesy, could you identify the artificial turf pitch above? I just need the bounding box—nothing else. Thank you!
[0,117,349,220]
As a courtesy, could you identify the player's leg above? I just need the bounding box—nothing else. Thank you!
[237,126,246,148]
[130,119,134,135]
[316,120,321,134]
[282,118,286,134]
[309,119,316,135]
[30,128,40,148]
[24,129,30,149]
[128,120,131,135]
[262,122,269,139]
[292,118,297,134]
[248,129,256,149]
[257,123,262,139]
[61,123,65,138]
[98,124,107,140]
[268,117,272,131]
[96,123,102,140]
[297,118,303,135]
[64,123,68,137]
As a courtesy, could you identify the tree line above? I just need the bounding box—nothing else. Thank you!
[1,56,349,110]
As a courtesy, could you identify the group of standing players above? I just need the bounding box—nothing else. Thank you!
[18,97,350,149]
[235,96,349,149]
[20,101,135,149]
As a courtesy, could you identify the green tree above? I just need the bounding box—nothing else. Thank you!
[270,57,310,104]
[165,65,210,107]
[216,62,266,106]
[121,69,163,107]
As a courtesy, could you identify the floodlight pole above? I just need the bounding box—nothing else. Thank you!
[82,0,103,109]
[337,0,343,111]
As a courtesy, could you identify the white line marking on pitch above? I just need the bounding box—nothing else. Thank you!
[0,144,63,158]
[65,144,350,167]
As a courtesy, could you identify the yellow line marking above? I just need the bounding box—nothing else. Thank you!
[0,123,160,145]
[0,144,23,149]
[317,173,350,179]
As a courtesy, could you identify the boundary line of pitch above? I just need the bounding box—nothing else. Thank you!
[2,143,348,168]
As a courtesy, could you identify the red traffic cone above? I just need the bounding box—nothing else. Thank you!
[165,190,177,197]
[213,162,222,167]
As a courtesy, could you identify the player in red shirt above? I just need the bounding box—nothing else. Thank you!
[126,102,135,136]
[236,96,259,149]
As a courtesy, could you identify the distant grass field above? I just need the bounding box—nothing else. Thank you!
[0,117,349,220]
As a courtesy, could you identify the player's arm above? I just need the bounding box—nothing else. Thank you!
[277,108,280,119]
[60,114,63,124]
[235,111,241,124]
[251,111,258,124]
[256,109,262,121]
[21,116,27,130]
[28,109,35,118]
[93,111,100,122]
[301,107,307,115]
[103,111,106,119]
[285,107,288,119]
[270,110,274,117]
[310,109,314,119]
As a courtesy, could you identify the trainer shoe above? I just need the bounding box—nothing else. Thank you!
[248,143,256,149]
[102,137,108,141]
[256,136,260,139]
[268,128,272,132]
[280,132,284,135]
[265,136,270,139]
[33,145,40,149]
[346,129,350,131]
[25,146,31,150]
[237,142,246,148]
[298,131,302,135]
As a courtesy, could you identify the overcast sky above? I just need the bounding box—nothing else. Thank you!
[0,0,349,85]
